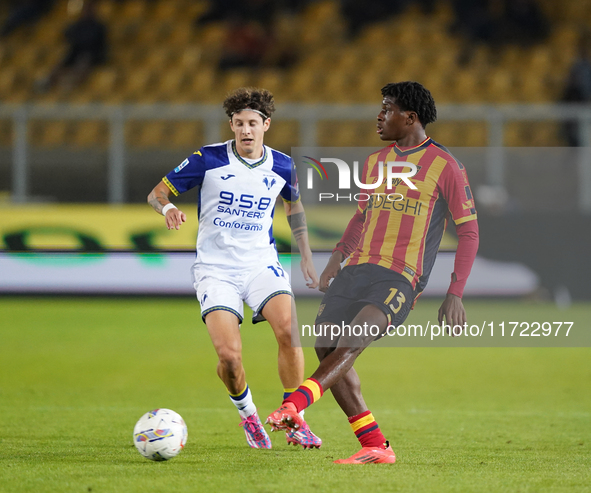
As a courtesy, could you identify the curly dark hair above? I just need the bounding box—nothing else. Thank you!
[222,87,276,120]
[381,81,437,128]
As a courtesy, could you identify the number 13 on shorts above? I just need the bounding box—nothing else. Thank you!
[384,287,406,314]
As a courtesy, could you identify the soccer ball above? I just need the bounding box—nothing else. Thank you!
[133,408,188,461]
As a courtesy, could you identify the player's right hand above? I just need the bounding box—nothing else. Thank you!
[319,251,344,292]
[165,209,186,230]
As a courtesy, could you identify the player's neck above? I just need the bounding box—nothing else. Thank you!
[234,140,264,160]
[395,131,428,148]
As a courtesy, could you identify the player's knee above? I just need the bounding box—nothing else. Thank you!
[275,312,295,333]
[272,316,295,346]
[217,349,242,376]
[274,327,293,349]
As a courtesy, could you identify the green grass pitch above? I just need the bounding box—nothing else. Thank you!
[1,297,590,493]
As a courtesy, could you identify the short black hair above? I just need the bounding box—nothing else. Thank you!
[381,81,437,128]
[223,87,275,120]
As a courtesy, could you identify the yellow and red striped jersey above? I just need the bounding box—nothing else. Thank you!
[345,137,477,292]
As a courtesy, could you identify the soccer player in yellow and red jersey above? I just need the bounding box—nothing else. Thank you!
[267,81,479,463]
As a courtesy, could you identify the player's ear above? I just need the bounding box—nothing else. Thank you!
[263,117,271,132]
[407,111,418,126]
[229,118,234,131]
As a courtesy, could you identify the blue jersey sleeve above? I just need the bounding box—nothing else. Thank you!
[163,149,207,196]
[272,150,300,203]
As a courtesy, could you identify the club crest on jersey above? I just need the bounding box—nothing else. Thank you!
[263,177,276,190]
[174,159,189,173]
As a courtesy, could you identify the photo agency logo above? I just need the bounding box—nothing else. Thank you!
[303,155,419,202]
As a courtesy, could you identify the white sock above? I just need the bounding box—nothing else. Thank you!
[229,384,257,419]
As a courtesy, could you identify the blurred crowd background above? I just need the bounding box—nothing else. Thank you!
[1,0,590,150]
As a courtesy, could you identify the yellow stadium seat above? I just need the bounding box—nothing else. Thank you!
[118,0,148,21]
[32,121,71,148]
[127,121,168,148]
[263,121,299,153]
[120,67,156,102]
[167,25,196,47]
[177,47,202,71]
[185,66,217,101]
[152,68,189,103]
[431,122,488,147]
[428,123,460,147]
[148,1,183,22]
[198,23,227,54]
[322,70,354,103]
[317,121,372,147]
[464,123,488,147]
[516,72,552,103]
[303,0,340,27]
[0,66,19,95]
[356,23,390,48]
[97,0,116,21]
[284,68,321,102]
[483,70,516,103]
[449,70,482,103]
[505,122,528,147]
[355,69,389,103]
[71,121,109,148]
[254,69,285,96]
[85,68,119,100]
[168,122,204,150]
[221,69,253,96]
[528,122,564,147]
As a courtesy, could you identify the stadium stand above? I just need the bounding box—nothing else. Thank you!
[0,0,587,148]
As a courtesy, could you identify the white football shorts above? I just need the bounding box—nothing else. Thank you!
[192,260,292,324]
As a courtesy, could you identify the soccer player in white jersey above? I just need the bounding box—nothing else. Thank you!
[147,87,322,449]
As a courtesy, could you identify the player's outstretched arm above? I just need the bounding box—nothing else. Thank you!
[147,180,187,231]
[284,200,319,289]
[438,219,479,335]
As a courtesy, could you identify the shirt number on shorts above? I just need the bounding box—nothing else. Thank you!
[384,287,406,314]
[267,265,285,278]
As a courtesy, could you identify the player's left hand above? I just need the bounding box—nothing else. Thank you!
[438,293,466,337]
[300,255,319,289]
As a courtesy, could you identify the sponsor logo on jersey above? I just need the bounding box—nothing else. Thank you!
[221,174,235,180]
[216,206,266,218]
[367,195,423,216]
[213,217,263,231]
[174,159,189,173]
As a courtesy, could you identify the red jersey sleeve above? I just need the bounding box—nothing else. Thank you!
[447,220,479,297]
[439,158,479,297]
[439,158,477,226]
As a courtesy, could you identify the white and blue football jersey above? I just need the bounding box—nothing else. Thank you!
[163,140,299,270]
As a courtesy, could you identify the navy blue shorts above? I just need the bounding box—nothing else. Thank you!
[315,263,415,329]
